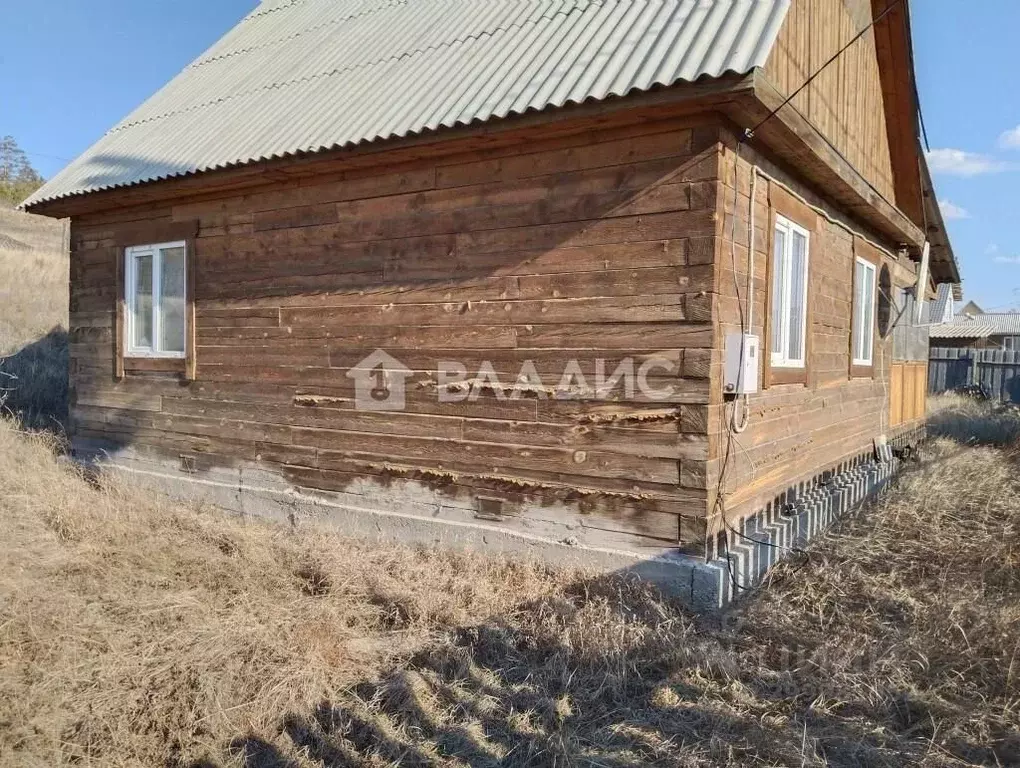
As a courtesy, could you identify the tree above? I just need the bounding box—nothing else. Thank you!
[0,136,45,209]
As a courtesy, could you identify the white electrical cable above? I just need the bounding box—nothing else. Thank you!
[729,142,751,434]
[747,165,758,333]
[727,139,917,438]
[730,162,757,435]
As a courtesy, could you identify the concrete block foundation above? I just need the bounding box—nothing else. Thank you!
[71,438,901,612]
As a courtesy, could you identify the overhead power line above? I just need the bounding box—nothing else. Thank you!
[744,0,905,141]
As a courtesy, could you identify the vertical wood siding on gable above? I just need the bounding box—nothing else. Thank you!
[763,0,897,205]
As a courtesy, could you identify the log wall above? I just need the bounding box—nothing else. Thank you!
[65,106,926,558]
[710,132,921,545]
[68,114,726,552]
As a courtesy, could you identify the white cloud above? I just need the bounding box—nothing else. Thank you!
[993,255,1020,265]
[998,125,1020,149]
[927,148,1015,176]
[938,199,970,220]
[986,243,1000,255]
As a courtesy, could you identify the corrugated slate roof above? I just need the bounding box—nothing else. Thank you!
[929,313,1020,340]
[25,0,790,207]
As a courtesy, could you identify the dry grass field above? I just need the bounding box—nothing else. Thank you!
[0,232,1017,765]
[0,394,1017,767]
[0,211,68,430]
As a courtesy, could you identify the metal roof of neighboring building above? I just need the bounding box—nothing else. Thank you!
[929,313,1020,340]
[25,0,791,208]
[924,283,954,325]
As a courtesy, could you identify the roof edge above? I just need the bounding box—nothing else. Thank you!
[25,73,757,217]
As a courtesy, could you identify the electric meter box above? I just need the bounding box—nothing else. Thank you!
[724,332,760,395]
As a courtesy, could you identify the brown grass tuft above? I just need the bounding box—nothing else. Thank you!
[0,402,1019,766]
[928,392,1020,446]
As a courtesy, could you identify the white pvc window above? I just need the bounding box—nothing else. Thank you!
[125,241,187,358]
[770,215,810,368]
[852,257,877,366]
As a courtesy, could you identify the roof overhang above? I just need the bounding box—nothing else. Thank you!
[24,73,760,218]
[25,70,950,280]
[929,324,993,340]
[918,148,961,285]
[23,0,957,285]
[872,0,959,286]
[27,70,933,265]
[24,0,793,211]
[726,71,927,253]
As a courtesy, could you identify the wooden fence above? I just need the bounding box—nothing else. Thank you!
[929,347,1020,403]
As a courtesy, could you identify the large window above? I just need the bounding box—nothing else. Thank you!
[852,256,877,367]
[770,215,810,368]
[125,241,187,358]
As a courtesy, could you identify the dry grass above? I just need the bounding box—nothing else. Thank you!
[0,404,1018,767]
[0,220,69,430]
[928,392,1020,446]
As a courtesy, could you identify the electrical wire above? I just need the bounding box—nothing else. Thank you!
[712,0,912,592]
[752,161,903,263]
[715,134,811,594]
[916,88,931,154]
[902,0,932,155]
[727,141,751,435]
[714,385,812,595]
[745,0,905,141]
[714,151,911,590]
[19,149,71,164]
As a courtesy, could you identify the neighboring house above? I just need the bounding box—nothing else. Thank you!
[925,283,956,325]
[956,300,984,318]
[930,312,1020,349]
[24,0,959,606]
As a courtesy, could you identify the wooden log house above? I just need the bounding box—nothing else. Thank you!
[24,0,960,604]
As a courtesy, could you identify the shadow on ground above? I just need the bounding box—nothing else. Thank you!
[185,570,1017,768]
[0,325,68,431]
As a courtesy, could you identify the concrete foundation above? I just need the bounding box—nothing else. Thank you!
[716,456,900,604]
[71,438,901,611]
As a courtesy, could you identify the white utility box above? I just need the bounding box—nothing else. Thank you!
[724,332,760,395]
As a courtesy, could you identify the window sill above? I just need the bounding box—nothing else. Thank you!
[768,366,808,386]
[850,364,875,379]
[123,357,186,374]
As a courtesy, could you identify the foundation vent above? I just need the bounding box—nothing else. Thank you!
[474,496,506,522]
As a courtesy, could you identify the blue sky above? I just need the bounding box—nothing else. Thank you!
[2,1,1017,310]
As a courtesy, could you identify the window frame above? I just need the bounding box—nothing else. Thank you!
[124,240,188,360]
[851,254,878,372]
[769,214,811,371]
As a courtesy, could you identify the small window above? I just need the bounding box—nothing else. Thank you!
[852,257,877,366]
[770,215,810,368]
[125,241,187,358]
